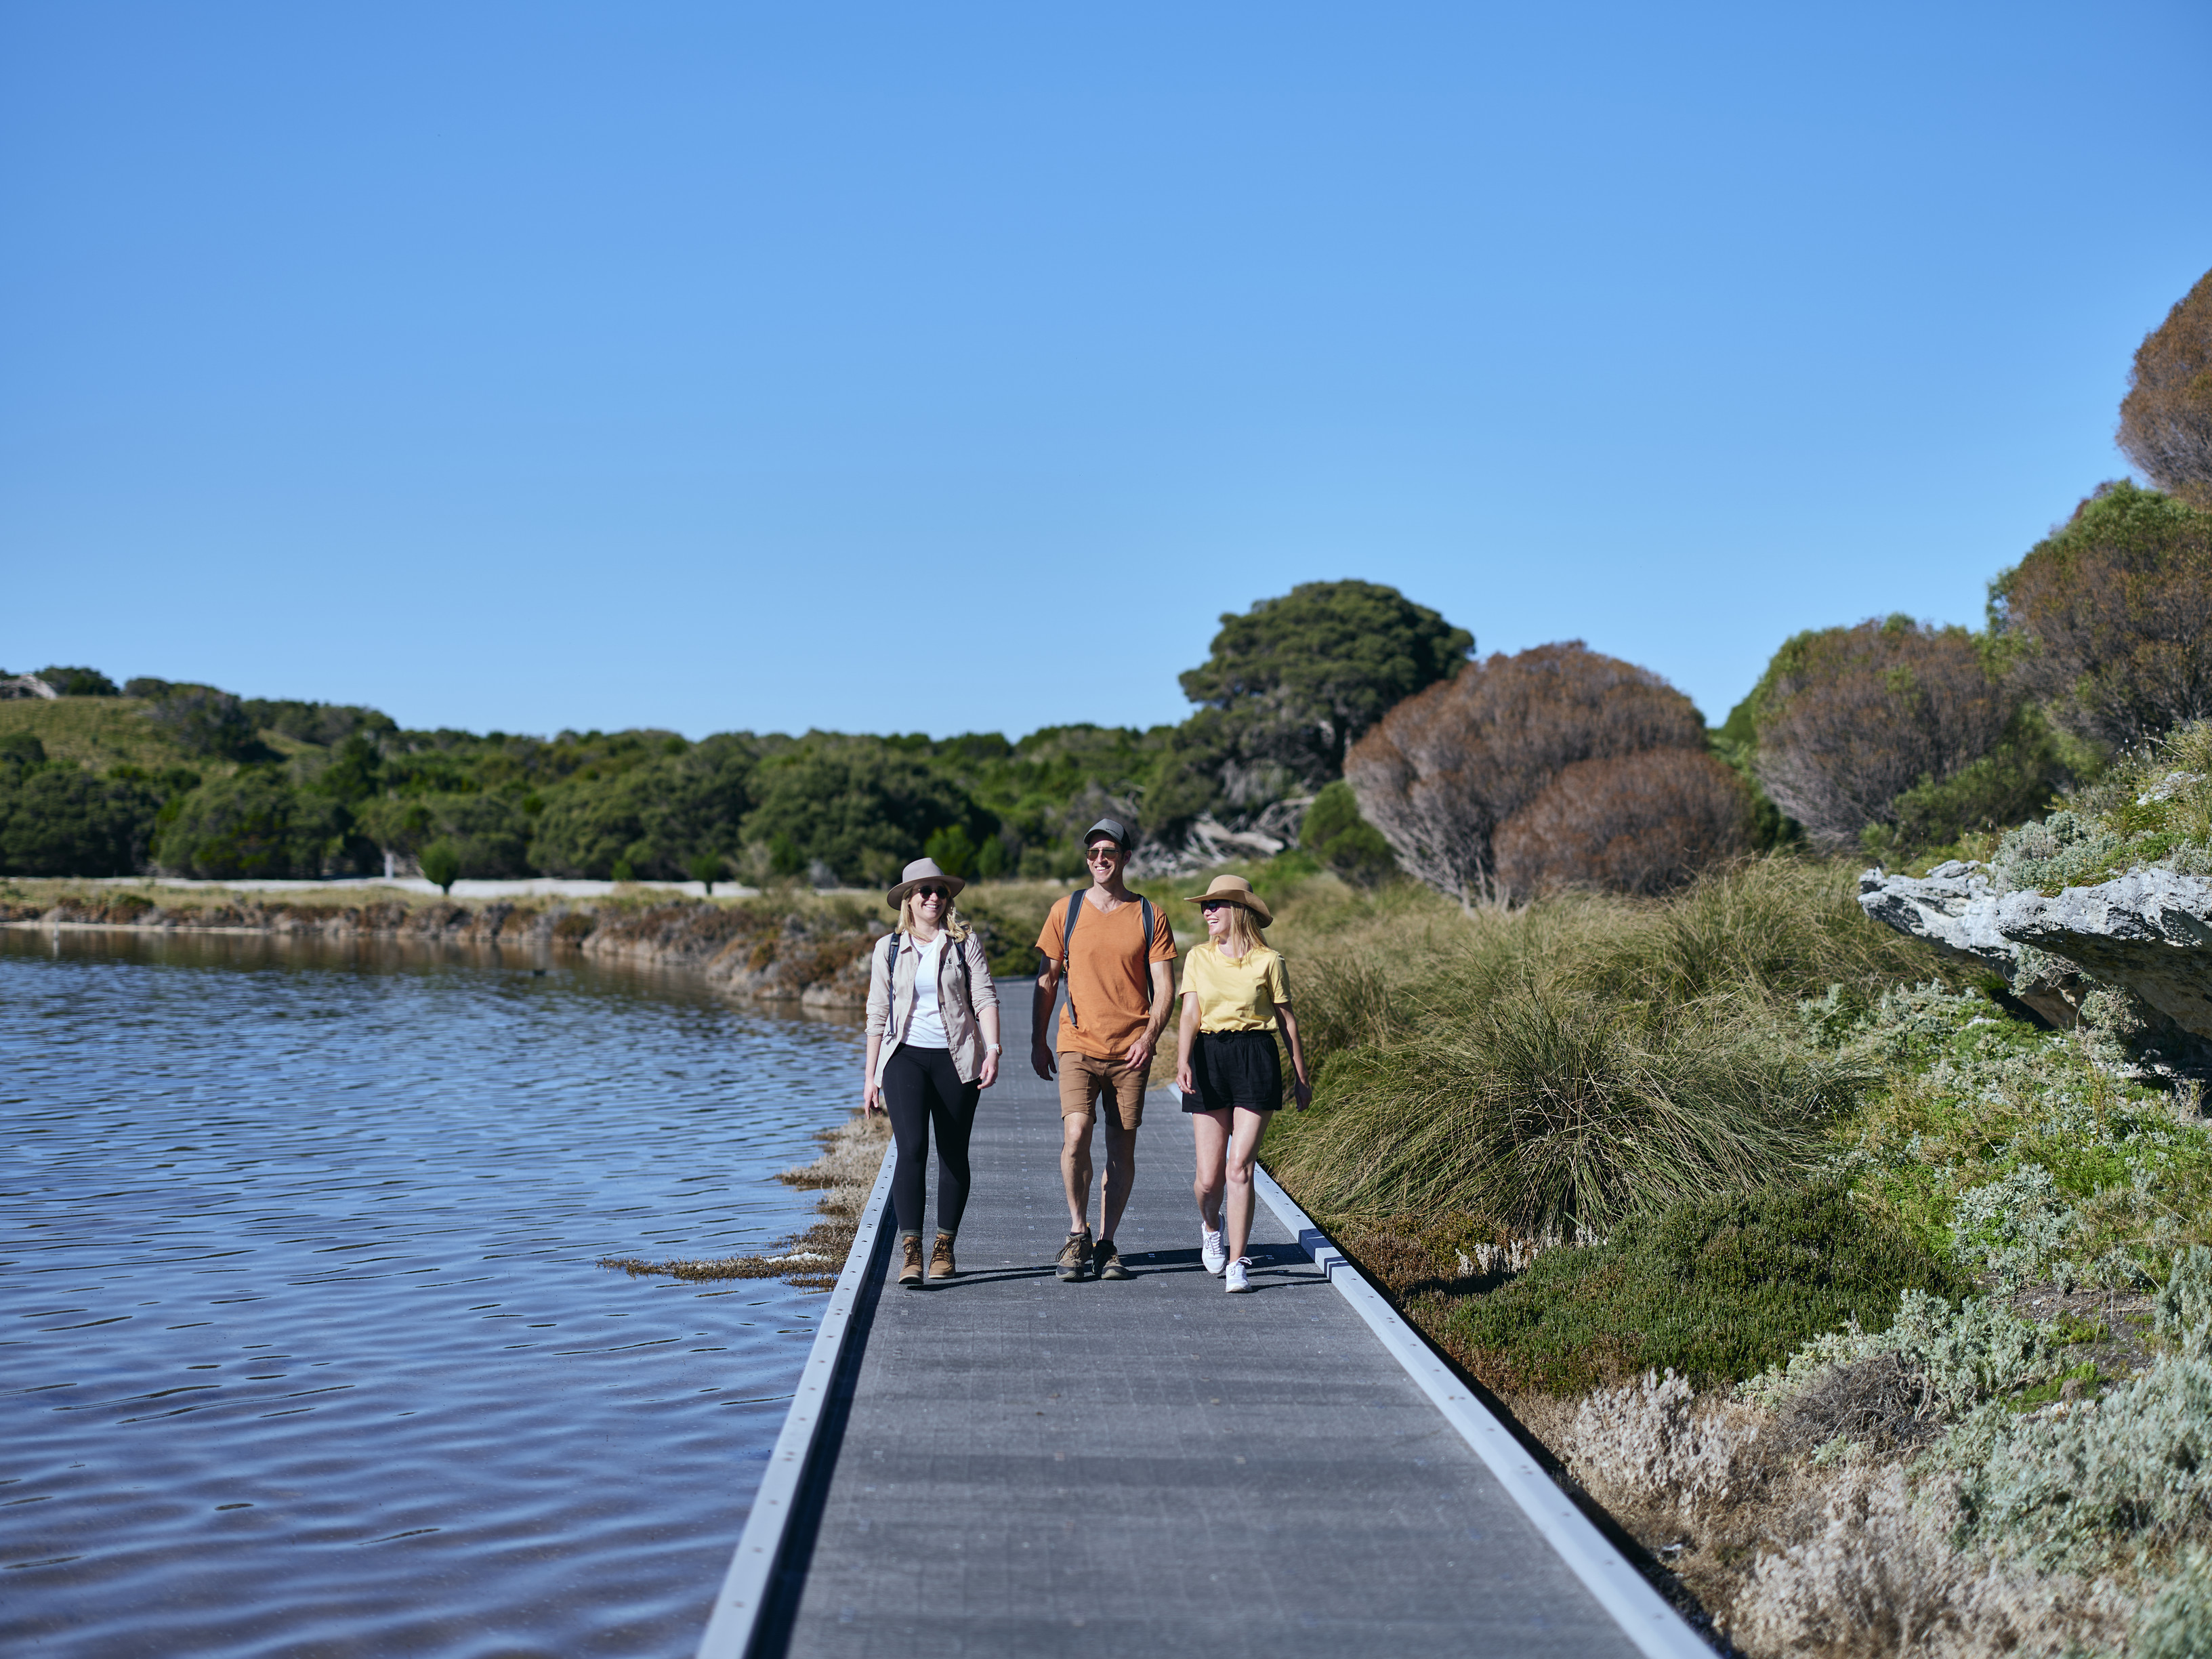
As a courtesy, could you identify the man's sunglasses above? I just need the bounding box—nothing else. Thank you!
[1084,845,1121,862]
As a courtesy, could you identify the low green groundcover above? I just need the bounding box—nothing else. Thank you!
[1446,1180,1968,1394]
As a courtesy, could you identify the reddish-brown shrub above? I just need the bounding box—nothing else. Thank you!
[1751,618,2013,850]
[1990,480,2212,751]
[1495,750,1751,900]
[1345,642,1707,904]
[2118,268,2212,511]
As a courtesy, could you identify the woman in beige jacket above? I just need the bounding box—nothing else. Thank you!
[864,857,1001,1287]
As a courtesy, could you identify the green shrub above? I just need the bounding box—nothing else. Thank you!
[1300,780,1398,885]
[923,824,978,878]
[1442,1181,1967,1393]
[156,771,362,878]
[1990,717,2212,893]
[419,840,462,895]
[0,765,164,876]
[35,665,118,696]
[1992,480,2212,750]
[1966,1351,2212,1566]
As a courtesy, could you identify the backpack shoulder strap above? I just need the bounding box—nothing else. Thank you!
[1060,892,1084,1030]
[1139,898,1156,1006]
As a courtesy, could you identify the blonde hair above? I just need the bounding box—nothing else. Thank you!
[1213,903,1266,957]
[896,894,972,941]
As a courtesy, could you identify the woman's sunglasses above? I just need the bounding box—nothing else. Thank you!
[1200,900,1234,913]
[913,885,951,902]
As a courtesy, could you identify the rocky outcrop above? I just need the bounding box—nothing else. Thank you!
[1859,864,2212,1047]
[1856,862,2014,975]
[1995,869,2212,1045]
[578,903,882,1006]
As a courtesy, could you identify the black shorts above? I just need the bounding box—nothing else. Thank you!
[1181,1028,1282,1114]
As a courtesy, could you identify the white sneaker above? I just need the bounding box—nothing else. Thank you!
[1201,1227,1228,1276]
[1225,1258,1253,1293]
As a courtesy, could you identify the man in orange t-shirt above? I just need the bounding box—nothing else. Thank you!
[1032,817,1177,1283]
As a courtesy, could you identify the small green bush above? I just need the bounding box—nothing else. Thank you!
[1444,1181,1968,1393]
[419,840,462,895]
[1300,780,1398,886]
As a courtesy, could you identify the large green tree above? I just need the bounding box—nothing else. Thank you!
[741,735,989,886]
[1179,580,1474,788]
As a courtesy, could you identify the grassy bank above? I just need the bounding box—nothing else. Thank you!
[1255,856,2212,1657]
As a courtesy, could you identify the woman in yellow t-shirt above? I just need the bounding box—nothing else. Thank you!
[1173,875,1312,1294]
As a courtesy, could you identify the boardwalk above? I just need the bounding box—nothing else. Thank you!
[744,980,1678,1659]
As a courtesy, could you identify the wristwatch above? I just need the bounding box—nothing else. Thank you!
[985,1043,1002,1055]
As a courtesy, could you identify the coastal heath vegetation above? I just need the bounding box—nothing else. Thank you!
[1257,853,2212,1654]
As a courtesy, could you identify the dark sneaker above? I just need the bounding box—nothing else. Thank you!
[928,1234,957,1280]
[1056,1230,1092,1282]
[898,1235,925,1288]
[1093,1239,1131,1280]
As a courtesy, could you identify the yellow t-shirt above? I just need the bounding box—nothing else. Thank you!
[1180,942,1291,1034]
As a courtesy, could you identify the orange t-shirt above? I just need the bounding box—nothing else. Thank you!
[1034,894,1177,1060]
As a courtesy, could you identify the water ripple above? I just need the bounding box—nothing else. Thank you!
[0,929,863,1657]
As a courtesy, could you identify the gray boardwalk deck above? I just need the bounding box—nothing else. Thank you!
[757,980,1650,1658]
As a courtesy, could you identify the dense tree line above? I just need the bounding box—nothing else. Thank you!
[0,580,1474,885]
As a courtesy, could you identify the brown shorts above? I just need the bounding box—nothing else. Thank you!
[1056,1051,1147,1130]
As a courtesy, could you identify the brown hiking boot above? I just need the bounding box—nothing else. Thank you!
[929,1234,957,1280]
[898,1235,925,1288]
[1055,1230,1092,1282]
[1093,1238,1130,1280]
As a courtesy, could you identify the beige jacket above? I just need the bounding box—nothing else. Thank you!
[866,928,999,1085]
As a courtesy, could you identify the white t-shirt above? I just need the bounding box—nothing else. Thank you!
[907,933,949,1049]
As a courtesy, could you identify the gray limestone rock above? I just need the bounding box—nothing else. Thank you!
[1996,870,2212,1044]
[1856,864,2083,1027]
[1856,862,2016,974]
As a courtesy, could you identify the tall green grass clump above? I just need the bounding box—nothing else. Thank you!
[1270,994,1869,1237]
[1266,858,1919,1240]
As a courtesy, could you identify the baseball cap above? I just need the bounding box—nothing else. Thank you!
[1083,816,1132,848]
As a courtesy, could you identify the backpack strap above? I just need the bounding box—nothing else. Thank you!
[1061,891,1084,1030]
[1139,898,1156,1012]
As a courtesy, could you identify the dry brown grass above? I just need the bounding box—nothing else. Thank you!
[1530,1372,2140,1657]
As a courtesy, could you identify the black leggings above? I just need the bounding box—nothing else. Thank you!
[882,1045,981,1238]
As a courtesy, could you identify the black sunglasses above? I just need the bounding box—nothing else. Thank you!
[913,885,951,901]
[1200,900,1233,913]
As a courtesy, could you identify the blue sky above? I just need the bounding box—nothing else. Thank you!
[3,3,2206,740]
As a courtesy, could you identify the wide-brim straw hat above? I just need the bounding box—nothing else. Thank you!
[1184,873,1272,928]
[886,856,966,909]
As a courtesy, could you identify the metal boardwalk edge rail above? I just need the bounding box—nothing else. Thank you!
[1251,1160,1713,1659]
[694,1141,896,1659]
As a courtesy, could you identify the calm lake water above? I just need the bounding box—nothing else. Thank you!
[1,927,866,1658]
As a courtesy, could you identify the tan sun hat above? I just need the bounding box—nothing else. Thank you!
[1184,873,1272,928]
[885,856,966,909]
